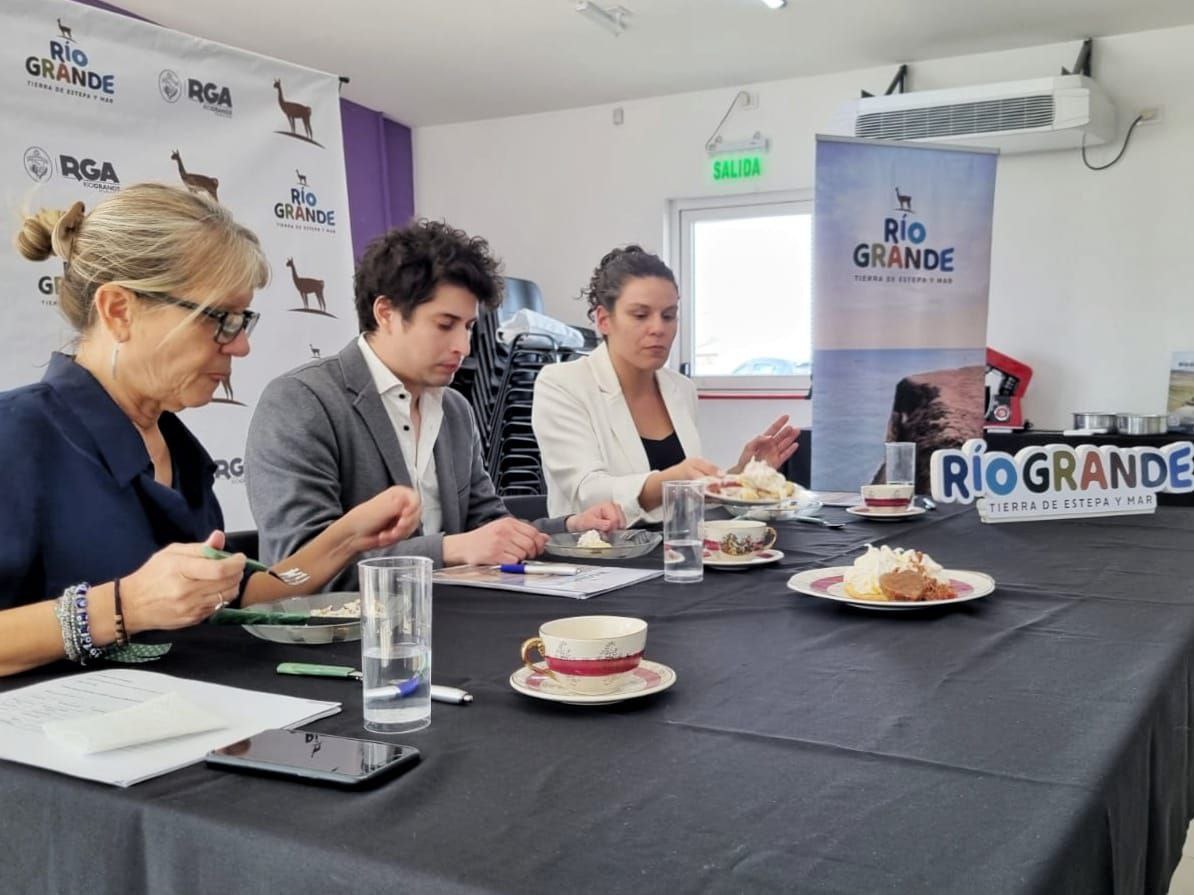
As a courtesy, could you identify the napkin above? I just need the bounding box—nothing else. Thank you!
[43,691,227,754]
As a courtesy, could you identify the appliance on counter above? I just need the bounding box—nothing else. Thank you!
[985,348,1033,429]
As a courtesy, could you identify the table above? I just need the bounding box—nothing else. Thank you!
[3,505,1193,894]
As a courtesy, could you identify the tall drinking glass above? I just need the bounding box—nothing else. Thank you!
[885,442,917,485]
[359,556,433,734]
[663,480,705,583]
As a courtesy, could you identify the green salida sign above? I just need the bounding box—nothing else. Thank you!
[711,154,763,181]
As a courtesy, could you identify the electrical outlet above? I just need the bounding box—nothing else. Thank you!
[1137,106,1163,126]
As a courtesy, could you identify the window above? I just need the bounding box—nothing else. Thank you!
[669,191,813,394]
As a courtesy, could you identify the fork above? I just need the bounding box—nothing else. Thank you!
[790,515,845,530]
[203,546,310,586]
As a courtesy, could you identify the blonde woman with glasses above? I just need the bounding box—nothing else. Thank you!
[0,184,421,676]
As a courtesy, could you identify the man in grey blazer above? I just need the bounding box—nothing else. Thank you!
[246,220,623,591]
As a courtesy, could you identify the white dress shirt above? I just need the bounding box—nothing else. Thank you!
[357,334,445,535]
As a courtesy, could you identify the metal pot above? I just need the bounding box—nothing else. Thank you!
[1072,412,1117,432]
[1115,413,1170,435]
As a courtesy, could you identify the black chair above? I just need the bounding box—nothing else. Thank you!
[499,277,545,323]
[782,429,813,488]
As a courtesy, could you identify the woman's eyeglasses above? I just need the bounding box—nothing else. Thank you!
[134,291,260,345]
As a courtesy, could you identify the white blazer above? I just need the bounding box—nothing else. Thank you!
[532,343,702,525]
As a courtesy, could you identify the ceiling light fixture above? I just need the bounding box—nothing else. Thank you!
[575,1,631,36]
[759,0,787,8]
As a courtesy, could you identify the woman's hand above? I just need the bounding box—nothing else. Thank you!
[733,415,800,472]
[567,501,628,533]
[665,456,722,481]
[121,531,246,633]
[333,486,423,556]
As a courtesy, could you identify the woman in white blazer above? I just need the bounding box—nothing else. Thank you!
[533,246,798,525]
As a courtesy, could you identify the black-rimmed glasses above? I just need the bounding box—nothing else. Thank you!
[134,291,260,345]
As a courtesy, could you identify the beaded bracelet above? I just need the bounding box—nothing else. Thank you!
[55,583,103,664]
[112,578,129,648]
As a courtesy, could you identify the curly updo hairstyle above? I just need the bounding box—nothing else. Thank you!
[581,245,676,322]
[354,220,504,333]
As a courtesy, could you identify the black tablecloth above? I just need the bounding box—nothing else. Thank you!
[3,506,1194,894]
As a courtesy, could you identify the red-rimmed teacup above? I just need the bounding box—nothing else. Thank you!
[860,483,914,513]
[520,616,647,695]
[702,519,777,559]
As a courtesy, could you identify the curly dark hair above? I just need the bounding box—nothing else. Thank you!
[354,219,503,333]
[581,245,676,322]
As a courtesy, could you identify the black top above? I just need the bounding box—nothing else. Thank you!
[0,353,225,607]
[640,431,685,471]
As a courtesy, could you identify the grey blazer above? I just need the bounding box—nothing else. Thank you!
[245,338,566,590]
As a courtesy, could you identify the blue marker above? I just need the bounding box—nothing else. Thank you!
[364,675,422,702]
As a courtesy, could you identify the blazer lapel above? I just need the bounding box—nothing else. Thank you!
[591,343,652,471]
[659,373,700,459]
[338,340,413,490]
[432,425,462,534]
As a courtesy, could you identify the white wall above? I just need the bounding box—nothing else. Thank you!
[414,26,1194,461]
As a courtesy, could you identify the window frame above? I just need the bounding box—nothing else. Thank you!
[666,189,814,396]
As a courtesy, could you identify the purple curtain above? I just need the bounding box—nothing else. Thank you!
[73,0,414,261]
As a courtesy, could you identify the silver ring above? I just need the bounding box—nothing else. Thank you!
[213,593,227,612]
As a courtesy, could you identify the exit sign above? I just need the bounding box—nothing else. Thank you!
[711,154,763,181]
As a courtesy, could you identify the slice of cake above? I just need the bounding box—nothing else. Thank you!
[843,545,958,602]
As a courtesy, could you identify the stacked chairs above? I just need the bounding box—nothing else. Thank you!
[452,307,587,496]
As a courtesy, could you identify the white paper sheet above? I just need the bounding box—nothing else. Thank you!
[0,669,340,787]
[43,691,228,755]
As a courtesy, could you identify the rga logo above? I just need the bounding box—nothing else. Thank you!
[850,184,955,284]
[24,19,116,103]
[21,147,120,191]
[274,173,337,234]
[158,68,233,117]
[24,146,52,182]
[213,457,245,483]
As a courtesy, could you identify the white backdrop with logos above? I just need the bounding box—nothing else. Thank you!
[1,0,356,529]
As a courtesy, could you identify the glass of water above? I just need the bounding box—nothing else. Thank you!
[885,441,917,485]
[359,556,433,734]
[663,480,705,583]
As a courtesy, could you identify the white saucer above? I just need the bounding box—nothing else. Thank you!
[846,505,927,521]
[703,548,784,569]
[509,659,677,705]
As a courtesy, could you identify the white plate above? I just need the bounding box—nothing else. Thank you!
[241,591,361,644]
[703,548,784,569]
[846,505,927,521]
[509,659,677,705]
[704,478,805,508]
[786,566,995,611]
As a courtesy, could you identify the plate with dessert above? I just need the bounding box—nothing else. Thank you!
[786,545,995,611]
[705,459,805,508]
[544,529,662,559]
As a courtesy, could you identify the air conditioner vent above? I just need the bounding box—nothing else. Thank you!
[855,95,1056,141]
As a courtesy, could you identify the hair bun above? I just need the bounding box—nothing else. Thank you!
[51,201,86,262]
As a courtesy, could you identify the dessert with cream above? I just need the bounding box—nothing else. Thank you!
[713,459,800,502]
[843,545,957,602]
[576,529,613,549]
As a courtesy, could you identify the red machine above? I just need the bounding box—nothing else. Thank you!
[985,348,1033,429]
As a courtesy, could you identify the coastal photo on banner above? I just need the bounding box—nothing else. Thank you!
[2,0,356,528]
[811,135,997,493]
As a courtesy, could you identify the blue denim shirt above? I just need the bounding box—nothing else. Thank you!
[0,353,224,608]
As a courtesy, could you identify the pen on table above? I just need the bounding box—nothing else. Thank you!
[498,563,579,576]
[275,663,473,704]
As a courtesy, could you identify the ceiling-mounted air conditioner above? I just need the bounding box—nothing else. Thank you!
[830,75,1116,154]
